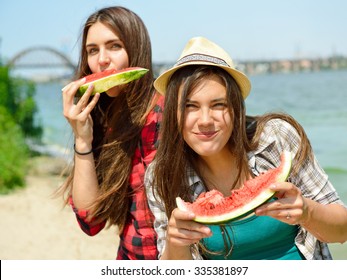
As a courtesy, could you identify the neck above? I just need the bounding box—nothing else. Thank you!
[198,151,240,196]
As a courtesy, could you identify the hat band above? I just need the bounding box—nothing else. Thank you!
[175,53,230,67]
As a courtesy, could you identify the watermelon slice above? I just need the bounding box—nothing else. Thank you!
[176,150,292,224]
[63,67,148,95]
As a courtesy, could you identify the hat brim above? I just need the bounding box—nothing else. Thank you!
[154,61,251,99]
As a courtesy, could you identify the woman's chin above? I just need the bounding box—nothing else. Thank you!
[105,86,122,97]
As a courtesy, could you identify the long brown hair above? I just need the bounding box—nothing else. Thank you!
[60,6,156,229]
[152,65,312,218]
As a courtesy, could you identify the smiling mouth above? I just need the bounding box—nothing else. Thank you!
[195,131,218,138]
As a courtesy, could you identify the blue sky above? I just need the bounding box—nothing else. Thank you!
[1,0,346,64]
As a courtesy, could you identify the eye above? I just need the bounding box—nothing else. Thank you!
[212,102,228,109]
[107,40,125,51]
[185,102,199,111]
[87,47,98,56]
[111,43,123,49]
[185,102,198,108]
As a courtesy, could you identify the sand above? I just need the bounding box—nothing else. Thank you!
[0,156,119,260]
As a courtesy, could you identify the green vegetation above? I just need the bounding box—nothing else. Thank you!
[0,66,42,194]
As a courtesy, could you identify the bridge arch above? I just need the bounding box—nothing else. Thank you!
[7,46,77,71]
[6,46,77,82]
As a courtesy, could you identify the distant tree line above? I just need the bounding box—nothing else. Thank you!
[0,64,42,193]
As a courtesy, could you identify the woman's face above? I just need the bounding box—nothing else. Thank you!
[86,21,129,97]
[179,75,234,159]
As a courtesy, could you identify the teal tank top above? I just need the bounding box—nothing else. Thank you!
[201,212,305,260]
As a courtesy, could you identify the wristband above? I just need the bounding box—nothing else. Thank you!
[74,144,93,155]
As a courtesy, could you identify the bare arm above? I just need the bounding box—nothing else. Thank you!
[72,144,99,210]
[299,198,347,243]
[62,79,100,212]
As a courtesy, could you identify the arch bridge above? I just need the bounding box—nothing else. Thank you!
[7,46,77,82]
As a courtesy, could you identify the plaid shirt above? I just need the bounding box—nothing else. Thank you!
[70,93,164,260]
[145,118,345,260]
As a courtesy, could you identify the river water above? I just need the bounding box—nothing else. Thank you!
[34,69,347,259]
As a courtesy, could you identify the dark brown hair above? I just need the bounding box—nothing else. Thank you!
[60,6,156,229]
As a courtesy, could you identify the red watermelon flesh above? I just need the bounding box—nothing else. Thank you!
[64,67,148,95]
[176,151,292,224]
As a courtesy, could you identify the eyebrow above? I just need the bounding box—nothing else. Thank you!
[86,39,122,48]
[186,97,227,103]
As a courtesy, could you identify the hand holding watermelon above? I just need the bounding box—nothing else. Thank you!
[255,180,308,225]
[62,67,149,151]
[62,77,100,152]
[163,207,212,259]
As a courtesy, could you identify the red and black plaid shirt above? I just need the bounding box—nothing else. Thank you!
[70,93,164,260]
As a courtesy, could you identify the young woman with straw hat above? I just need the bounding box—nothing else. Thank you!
[145,37,347,260]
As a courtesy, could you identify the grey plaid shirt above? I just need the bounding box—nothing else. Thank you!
[145,118,345,259]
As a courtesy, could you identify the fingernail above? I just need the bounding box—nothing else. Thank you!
[203,229,211,236]
[188,212,195,219]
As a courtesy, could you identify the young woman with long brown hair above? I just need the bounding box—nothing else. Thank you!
[145,37,347,260]
[59,6,163,260]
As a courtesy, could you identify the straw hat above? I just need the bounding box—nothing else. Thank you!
[154,36,251,99]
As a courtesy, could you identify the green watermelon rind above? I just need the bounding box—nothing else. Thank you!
[176,150,292,224]
[78,68,149,95]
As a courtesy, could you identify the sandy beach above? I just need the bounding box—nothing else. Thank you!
[1,155,346,260]
[0,156,119,260]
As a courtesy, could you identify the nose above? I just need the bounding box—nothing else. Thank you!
[197,107,213,126]
[98,49,110,66]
